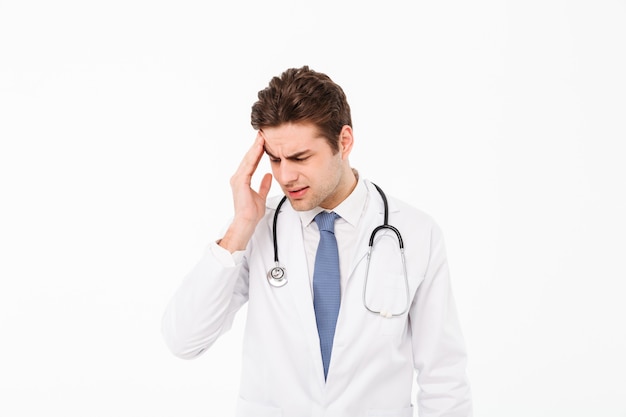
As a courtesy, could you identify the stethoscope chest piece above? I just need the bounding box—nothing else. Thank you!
[267,264,287,287]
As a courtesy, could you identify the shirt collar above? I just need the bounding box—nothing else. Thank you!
[298,177,367,228]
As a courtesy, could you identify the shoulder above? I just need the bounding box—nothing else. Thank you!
[263,194,291,225]
[266,194,288,212]
[364,180,445,242]
[365,180,437,225]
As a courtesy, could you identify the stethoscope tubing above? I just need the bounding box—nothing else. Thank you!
[363,183,409,317]
[267,182,410,317]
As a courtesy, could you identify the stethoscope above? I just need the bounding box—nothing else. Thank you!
[267,183,410,318]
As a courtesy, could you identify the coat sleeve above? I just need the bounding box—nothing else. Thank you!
[410,222,473,417]
[161,242,250,359]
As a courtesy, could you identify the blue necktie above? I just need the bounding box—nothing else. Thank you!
[313,211,341,380]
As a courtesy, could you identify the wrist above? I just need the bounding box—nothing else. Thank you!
[218,220,256,253]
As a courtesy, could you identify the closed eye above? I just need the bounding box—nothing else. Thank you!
[264,145,312,163]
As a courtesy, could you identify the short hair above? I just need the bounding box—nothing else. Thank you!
[250,66,352,153]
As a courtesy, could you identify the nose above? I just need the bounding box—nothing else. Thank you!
[274,160,298,185]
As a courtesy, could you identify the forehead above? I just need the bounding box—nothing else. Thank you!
[262,122,326,148]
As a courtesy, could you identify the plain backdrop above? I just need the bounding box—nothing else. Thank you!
[1,1,625,416]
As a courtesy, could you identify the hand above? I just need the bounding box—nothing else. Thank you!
[219,133,272,252]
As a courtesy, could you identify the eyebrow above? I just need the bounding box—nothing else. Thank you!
[264,146,311,161]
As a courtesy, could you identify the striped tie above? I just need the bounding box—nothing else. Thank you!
[313,211,341,380]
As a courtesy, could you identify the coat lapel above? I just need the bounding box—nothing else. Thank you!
[275,201,327,384]
[269,181,401,386]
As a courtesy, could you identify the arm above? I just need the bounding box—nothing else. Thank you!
[411,223,473,417]
[161,243,249,359]
[162,133,273,359]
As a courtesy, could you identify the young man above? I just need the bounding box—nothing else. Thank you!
[162,66,472,417]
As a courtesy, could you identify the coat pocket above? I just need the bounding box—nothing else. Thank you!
[236,397,283,417]
[362,272,415,336]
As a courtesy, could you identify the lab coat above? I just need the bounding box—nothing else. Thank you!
[162,180,472,417]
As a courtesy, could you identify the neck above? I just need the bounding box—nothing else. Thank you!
[321,165,358,209]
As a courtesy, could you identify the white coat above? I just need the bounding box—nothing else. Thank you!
[162,180,472,417]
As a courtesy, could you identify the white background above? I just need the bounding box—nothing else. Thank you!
[1,0,625,416]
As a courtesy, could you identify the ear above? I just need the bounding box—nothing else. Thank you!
[338,125,354,160]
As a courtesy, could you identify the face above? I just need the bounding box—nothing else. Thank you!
[262,122,355,211]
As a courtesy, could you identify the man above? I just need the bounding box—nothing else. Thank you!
[162,66,472,417]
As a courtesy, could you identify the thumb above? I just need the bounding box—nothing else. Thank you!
[258,173,273,200]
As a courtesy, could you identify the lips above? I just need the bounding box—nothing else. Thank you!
[287,186,308,198]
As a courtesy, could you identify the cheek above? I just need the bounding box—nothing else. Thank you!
[322,156,343,177]
[316,161,341,188]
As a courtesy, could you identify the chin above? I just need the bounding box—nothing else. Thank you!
[288,198,315,212]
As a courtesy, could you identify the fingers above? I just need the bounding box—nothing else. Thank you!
[232,133,266,186]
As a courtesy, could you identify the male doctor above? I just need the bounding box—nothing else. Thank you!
[162,66,472,417]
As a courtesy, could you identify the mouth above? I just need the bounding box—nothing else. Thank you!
[286,186,309,199]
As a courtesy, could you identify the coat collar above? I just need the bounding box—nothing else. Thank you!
[346,180,400,279]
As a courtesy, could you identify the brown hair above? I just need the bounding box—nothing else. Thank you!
[250,66,352,153]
